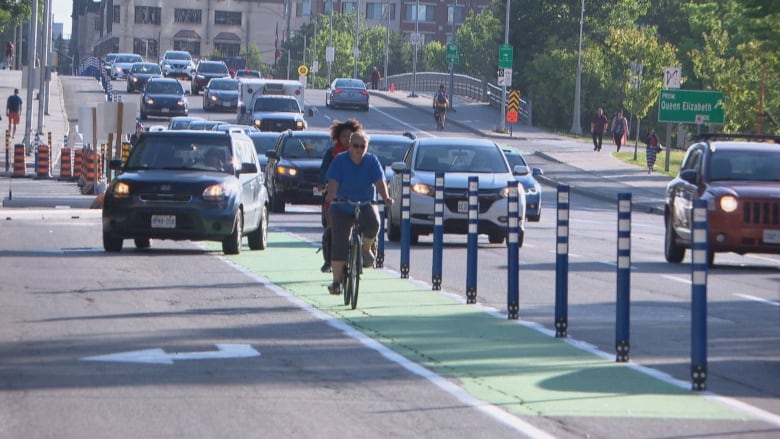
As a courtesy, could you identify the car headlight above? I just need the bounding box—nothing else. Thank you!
[131,77,138,83]
[525,184,539,195]
[145,98,155,104]
[719,195,738,213]
[295,120,305,129]
[210,95,218,102]
[114,65,122,72]
[253,119,263,128]
[177,99,185,106]
[111,182,131,199]
[276,165,298,177]
[411,183,434,196]
[202,182,237,201]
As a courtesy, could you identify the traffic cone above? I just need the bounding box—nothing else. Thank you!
[389,83,395,93]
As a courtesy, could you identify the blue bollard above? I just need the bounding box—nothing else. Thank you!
[615,193,632,362]
[376,202,385,268]
[400,169,411,278]
[691,199,708,391]
[466,176,478,304]
[555,185,570,337]
[506,181,520,319]
[431,172,444,290]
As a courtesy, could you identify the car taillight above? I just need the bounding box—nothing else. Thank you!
[332,88,343,94]
[360,90,369,96]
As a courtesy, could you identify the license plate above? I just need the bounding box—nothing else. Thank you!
[223,102,231,107]
[457,200,468,213]
[151,215,176,228]
[313,186,323,196]
[161,108,169,113]
[763,229,780,244]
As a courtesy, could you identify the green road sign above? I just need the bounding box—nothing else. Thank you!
[446,43,460,64]
[499,44,513,69]
[658,89,724,124]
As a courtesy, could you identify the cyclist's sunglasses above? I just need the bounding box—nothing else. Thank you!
[350,143,366,150]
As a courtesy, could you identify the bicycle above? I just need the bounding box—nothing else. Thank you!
[333,199,374,310]
[434,108,446,131]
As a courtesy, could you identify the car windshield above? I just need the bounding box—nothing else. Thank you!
[709,151,780,182]
[504,153,528,169]
[116,55,142,63]
[415,145,508,173]
[125,136,234,173]
[236,70,261,78]
[166,52,191,61]
[209,80,238,90]
[189,121,225,130]
[200,63,228,74]
[147,81,183,94]
[131,64,161,74]
[251,136,279,154]
[169,118,200,130]
[253,98,300,113]
[334,79,365,89]
[371,139,411,167]
[281,137,331,159]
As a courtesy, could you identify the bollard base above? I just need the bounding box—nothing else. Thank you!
[400,265,409,279]
[691,365,707,391]
[555,317,568,338]
[375,255,384,269]
[615,340,630,362]
[507,302,519,320]
[432,275,441,291]
[466,287,477,304]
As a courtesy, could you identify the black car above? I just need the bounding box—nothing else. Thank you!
[264,130,332,212]
[203,77,239,112]
[248,95,307,132]
[191,60,230,95]
[102,130,269,255]
[139,77,189,120]
[126,62,162,93]
[248,131,280,170]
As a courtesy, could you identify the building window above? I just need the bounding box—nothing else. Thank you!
[133,38,158,59]
[324,0,335,14]
[295,0,312,18]
[174,40,201,57]
[174,9,202,24]
[112,5,120,24]
[214,42,241,57]
[448,5,464,26]
[342,1,357,14]
[405,4,435,22]
[366,3,395,20]
[215,11,242,26]
[135,6,161,25]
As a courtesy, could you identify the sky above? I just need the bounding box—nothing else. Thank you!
[52,0,72,39]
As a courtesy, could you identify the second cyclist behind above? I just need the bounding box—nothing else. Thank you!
[432,84,449,127]
[325,130,393,295]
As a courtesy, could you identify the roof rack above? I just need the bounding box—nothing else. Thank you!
[693,133,780,143]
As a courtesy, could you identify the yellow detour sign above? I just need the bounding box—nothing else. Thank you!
[506,89,521,124]
[297,65,309,76]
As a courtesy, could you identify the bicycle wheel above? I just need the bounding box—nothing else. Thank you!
[349,234,361,309]
[342,261,351,306]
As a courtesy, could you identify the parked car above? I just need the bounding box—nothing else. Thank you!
[139,77,189,120]
[191,60,230,95]
[160,50,194,79]
[247,95,306,132]
[664,133,780,266]
[503,149,543,221]
[167,116,203,130]
[325,78,369,111]
[203,77,239,112]
[102,130,269,255]
[264,130,332,212]
[387,137,527,245]
[126,62,162,93]
[109,53,144,80]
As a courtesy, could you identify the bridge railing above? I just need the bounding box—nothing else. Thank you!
[385,72,531,125]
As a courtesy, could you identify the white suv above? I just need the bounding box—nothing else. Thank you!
[159,50,194,79]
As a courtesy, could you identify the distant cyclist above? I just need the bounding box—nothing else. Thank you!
[432,84,449,130]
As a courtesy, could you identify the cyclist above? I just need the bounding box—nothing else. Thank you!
[318,118,363,273]
[325,131,393,295]
[432,84,449,129]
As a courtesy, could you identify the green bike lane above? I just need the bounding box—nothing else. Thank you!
[211,231,775,435]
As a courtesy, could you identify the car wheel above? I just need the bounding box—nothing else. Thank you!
[271,193,285,213]
[247,205,269,250]
[488,234,505,244]
[664,215,685,263]
[134,238,151,249]
[387,211,400,242]
[518,230,525,248]
[103,232,123,252]
[707,249,715,268]
[363,105,370,112]
[222,212,243,255]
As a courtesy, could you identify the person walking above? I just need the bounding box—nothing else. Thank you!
[645,128,661,174]
[6,88,23,138]
[590,107,608,151]
[4,41,13,69]
[369,66,381,90]
[611,109,629,152]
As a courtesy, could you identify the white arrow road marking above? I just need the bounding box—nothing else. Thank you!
[81,344,261,365]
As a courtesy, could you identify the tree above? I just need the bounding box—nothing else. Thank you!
[455,9,501,82]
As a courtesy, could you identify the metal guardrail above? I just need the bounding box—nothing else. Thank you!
[386,72,531,125]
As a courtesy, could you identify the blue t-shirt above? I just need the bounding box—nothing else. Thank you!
[6,94,22,113]
[327,151,383,214]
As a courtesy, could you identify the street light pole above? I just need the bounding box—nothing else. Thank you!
[570,0,584,134]
[384,1,390,90]
[353,0,360,79]
[499,0,509,133]
[410,0,419,98]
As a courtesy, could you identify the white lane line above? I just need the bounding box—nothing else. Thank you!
[661,274,691,285]
[734,293,780,307]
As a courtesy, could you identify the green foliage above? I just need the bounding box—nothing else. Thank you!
[456,9,501,82]
[0,0,31,34]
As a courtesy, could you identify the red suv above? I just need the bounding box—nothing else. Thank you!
[664,133,780,266]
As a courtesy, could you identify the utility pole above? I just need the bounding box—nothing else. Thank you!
[23,0,39,153]
[353,0,360,79]
[499,0,510,132]
[570,0,585,134]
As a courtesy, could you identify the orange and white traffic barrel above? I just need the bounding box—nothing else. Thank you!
[59,147,73,180]
[11,143,26,178]
[35,144,52,179]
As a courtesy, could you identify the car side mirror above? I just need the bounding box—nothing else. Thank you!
[239,162,258,174]
[532,167,544,177]
[108,159,123,170]
[265,150,278,159]
[184,90,191,96]
[680,169,697,184]
[512,165,530,176]
[390,162,407,172]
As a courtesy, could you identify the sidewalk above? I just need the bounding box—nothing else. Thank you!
[371,89,669,214]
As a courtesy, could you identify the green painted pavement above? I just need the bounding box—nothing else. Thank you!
[213,231,752,421]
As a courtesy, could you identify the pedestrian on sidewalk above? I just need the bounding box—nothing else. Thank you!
[4,41,13,69]
[611,109,629,152]
[590,107,608,151]
[6,88,22,138]
[645,128,661,174]
[369,66,381,90]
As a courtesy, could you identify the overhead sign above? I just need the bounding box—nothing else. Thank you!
[499,44,513,69]
[658,89,724,124]
[498,67,512,86]
[81,344,261,365]
[297,64,309,76]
